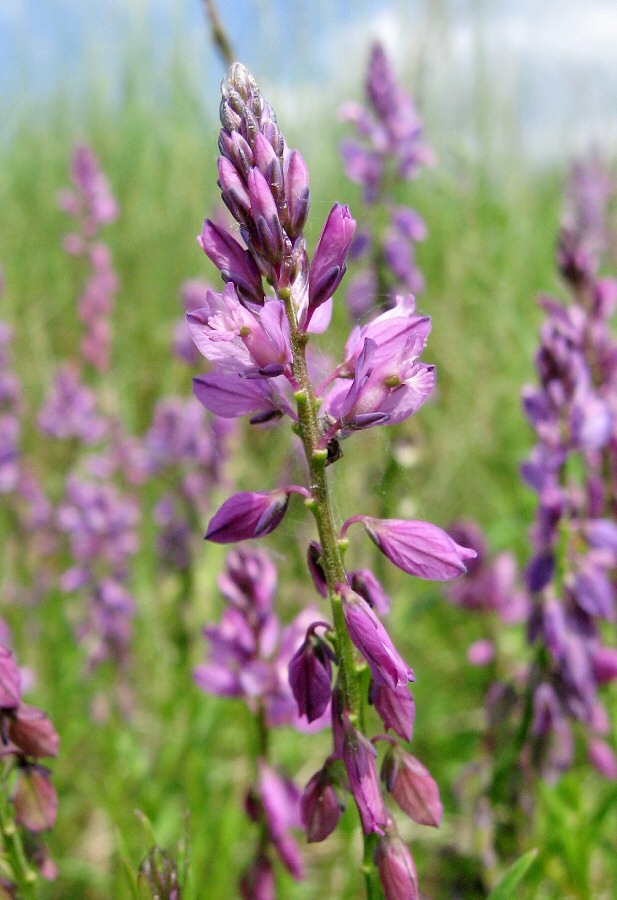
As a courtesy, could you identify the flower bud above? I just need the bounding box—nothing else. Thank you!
[307,204,356,316]
[240,853,275,900]
[12,765,58,832]
[288,632,333,723]
[370,682,415,742]
[0,648,21,709]
[350,568,391,614]
[306,542,328,597]
[7,706,59,758]
[342,516,476,581]
[285,150,311,239]
[300,762,346,842]
[198,219,264,306]
[205,490,291,543]
[375,829,418,900]
[382,746,443,827]
[339,585,414,691]
[588,738,617,779]
[343,722,388,834]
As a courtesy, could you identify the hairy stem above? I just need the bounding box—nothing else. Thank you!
[283,293,360,717]
[283,292,381,892]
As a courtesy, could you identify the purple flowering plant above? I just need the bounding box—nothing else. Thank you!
[340,42,434,319]
[189,62,475,897]
[441,152,617,877]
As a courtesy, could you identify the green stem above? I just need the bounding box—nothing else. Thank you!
[362,833,384,899]
[283,293,360,718]
[0,788,37,898]
[282,291,380,891]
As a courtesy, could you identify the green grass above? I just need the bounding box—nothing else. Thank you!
[1,54,616,900]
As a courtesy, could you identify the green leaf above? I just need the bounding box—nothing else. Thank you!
[487,849,538,899]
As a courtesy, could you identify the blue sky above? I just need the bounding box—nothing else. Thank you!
[3,0,617,162]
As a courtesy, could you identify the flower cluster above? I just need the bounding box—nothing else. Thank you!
[59,145,120,372]
[190,62,475,897]
[562,149,615,269]
[340,42,434,318]
[0,646,59,887]
[57,474,140,672]
[38,363,107,444]
[446,519,528,666]
[519,153,617,780]
[195,548,314,887]
[0,318,22,495]
[146,396,231,572]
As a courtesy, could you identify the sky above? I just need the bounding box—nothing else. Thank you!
[2,0,617,164]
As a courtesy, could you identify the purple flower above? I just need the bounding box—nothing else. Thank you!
[350,569,391,615]
[339,585,414,691]
[325,337,436,432]
[198,219,264,306]
[467,639,495,666]
[381,747,443,827]
[370,682,415,742]
[588,738,617,779]
[258,762,305,880]
[187,284,291,377]
[288,625,333,723]
[342,516,476,580]
[306,542,328,597]
[375,829,419,900]
[205,489,293,543]
[592,646,617,684]
[59,147,120,371]
[338,296,430,376]
[0,647,21,710]
[7,706,60,759]
[300,761,346,843]
[342,722,388,835]
[38,364,107,444]
[305,204,356,321]
[219,547,278,617]
[240,854,275,900]
[340,43,433,315]
[192,365,296,423]
[12,765,58,833]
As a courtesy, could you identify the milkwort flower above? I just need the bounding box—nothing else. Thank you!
[59,145,120,372]
[190,63,475,897]
[519,152,617,781]
[57,474,140,674]
[339,42,434,318]
[145,396,231,572]
[195,547,330,731]
[446,154,617,839]
[195,549,324,892]
[0,318,23,495]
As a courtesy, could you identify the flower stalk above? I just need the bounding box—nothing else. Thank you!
[283,292,361,719]
[191,61,475,897]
